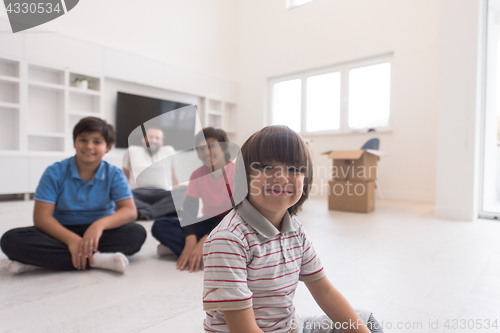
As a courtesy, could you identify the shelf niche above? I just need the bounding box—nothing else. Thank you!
[0,106,19,150]
[208,99,222,112]
[27,86,65,135]
[0,58,20,78]
[69,73,101,92]
[28,65,65,86]
[0,81,19,104]
[28,136,64,152]
[208,113,223,128]
[69,91,100,114]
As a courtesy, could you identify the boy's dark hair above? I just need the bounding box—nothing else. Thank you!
[73,117,115,147]
[194,127,231,162]
[235,125,313,216]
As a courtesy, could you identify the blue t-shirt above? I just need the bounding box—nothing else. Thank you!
[34,156,133,226]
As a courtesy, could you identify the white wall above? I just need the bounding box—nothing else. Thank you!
[435,0,483,221]
[235,0,440,202]
[0,0,239,82]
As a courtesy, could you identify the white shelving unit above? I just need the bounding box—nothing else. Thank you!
[0,56,104,154]
[0,53,237,196]
[0,58,20,151]
[204,98,238,142]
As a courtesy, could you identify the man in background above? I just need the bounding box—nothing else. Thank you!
[123,127,180,220]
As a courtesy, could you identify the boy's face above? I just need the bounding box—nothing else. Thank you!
[197,138,227,170]
[74,132,111,166]
[248,160,305,222]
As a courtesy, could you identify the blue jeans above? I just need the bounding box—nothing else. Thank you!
[151,216,223,256]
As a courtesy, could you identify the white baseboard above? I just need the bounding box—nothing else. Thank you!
[434,205,476,221]
[380,189,435,203]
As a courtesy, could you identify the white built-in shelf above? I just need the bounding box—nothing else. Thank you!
[203,98,238,141]
[208,99,222,112]
[0,75,20,83]
[208,113,223,128]
[0,106,19,150]
[0,81,19,104]
[0,102,20,109]
[207,110,223,116]
[69,72,101,92]
[68,111,100,117]
[28,132,65,138]
[28,81,65,91]
[28,136,65,152]
[27,85,65,136]
[0,57,104,153]
[69,91,100,114]
[0,58,20,78]
[28,64,64,85]
[68,87,101,96]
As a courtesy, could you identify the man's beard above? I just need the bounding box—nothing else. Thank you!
[145,146,160,155]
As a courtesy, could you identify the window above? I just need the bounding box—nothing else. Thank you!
[271,79,301,132]
[268,56,392,134]
[306,72,341,132]
[286,0,316,9]
[348,62,391,129]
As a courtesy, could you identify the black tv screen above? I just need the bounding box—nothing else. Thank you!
[115,92,194,150]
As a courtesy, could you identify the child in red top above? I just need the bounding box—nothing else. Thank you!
[152,127,234,272]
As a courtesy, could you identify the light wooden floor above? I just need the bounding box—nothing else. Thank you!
[1,198,499,333]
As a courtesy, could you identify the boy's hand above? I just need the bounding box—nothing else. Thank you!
[187,244,204,272]
[67,238,87,270]
[80,221,104,267]
[177,234,207,272]
[176,241,196,271]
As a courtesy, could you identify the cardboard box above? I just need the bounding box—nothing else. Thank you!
[323,149,385,182]
[328,180,375,213]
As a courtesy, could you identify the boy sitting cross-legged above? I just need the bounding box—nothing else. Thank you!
[1,117,146,274]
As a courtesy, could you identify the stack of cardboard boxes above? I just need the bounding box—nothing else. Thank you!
[323,149,384,213]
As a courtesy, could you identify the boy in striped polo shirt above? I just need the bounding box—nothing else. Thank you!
[202,126,382,333]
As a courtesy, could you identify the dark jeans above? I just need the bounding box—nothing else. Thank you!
[0,223,147,271]
[133,187,186,220]
[151,216,223,256]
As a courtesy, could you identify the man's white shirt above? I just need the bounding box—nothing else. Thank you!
[123,145,176,191]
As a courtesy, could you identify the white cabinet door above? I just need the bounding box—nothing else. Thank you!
[0,158,29,194]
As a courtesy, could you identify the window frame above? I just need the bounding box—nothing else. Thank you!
[267,54,394,136]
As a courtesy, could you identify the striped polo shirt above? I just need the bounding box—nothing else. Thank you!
[202,199,326,332]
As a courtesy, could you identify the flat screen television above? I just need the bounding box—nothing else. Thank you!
[115,92,194,150]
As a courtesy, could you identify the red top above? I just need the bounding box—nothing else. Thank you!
[185,161,235,218]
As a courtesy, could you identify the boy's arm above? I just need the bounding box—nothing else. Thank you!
[171,167,179,187]
[123,167,130,180]
[223,308,264,333]
[177,196,203,271]
[305,276,371,333]
[94,198,137,230]
[33,201,86,269]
